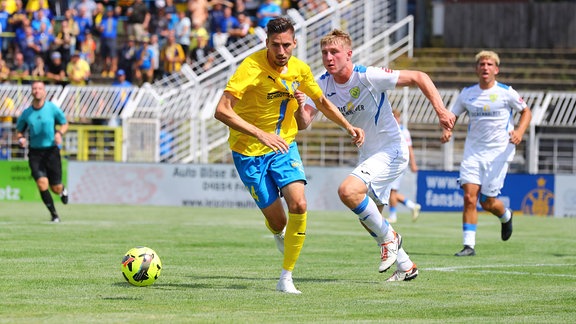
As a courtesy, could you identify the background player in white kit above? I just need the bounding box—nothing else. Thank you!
[441,50,532,257]
[386,109,421,224]
[296,29,455,281]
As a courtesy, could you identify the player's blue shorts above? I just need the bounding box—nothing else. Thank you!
[232,142,306,209]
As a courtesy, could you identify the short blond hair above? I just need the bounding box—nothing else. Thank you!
[475,50,500,66]
[320,29,352,50]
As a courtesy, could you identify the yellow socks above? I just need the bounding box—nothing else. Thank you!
[283,212,307,271]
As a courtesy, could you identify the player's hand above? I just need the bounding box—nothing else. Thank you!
[438,110,456,131]
[17,137,26,148]
[509,129,522,145]
[440,129,452,143]
[348,126,365,147]
[258,132,289,153]
[294,90,307,107]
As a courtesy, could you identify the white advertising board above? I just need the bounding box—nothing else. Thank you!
[68,162,417,211]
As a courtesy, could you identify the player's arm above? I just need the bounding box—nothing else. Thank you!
[312,95,364,147]
[55,122,69,146]
[214,91,290,153]
[408,144,418,172]
[509,107,532,145]
[397,70,455,131]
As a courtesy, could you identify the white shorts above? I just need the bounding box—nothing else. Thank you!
[352,149,408,206]
[459,159,509,197]
[389,171,404,191]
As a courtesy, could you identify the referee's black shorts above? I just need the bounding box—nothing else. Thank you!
[28,146,63,185]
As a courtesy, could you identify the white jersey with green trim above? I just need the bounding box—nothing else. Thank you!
[452,81,528,162]
[311,65,407,162]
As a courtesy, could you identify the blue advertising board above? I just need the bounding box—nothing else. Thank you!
[416,170,554,216]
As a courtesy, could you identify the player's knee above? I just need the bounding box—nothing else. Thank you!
[463,192,478,206]
[287,199,307,214]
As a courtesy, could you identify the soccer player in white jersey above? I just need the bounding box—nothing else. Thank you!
[386,109,421,224]
[296,29,455,281]
[441,50,532,257]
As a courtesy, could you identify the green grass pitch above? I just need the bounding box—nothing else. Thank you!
[1,201,575,323]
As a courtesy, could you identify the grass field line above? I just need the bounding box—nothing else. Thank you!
[425,263,576,278]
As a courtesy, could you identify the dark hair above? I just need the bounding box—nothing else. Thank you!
[266,17,295,38]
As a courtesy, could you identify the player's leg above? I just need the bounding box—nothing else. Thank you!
[270,143,308,293]
[395,191,421,222]
[455,183,480,256]
[478,161,513,241]
[29,150,60,222]
[340,151,407,272]
[46,147,68,205]
[387,189,399,223]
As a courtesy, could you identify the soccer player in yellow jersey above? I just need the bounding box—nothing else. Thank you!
[214,17,365,294]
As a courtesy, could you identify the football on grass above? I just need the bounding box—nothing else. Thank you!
[121,246,162,286]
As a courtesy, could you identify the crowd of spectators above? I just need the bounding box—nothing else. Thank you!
[0,0,329,87]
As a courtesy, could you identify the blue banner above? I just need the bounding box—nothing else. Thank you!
[417,170,554,216]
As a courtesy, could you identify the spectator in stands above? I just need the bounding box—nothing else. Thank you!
[160,32,185,76]
[20,25,39,69]
[112,69,131,87]
[30,55,46,78]
[91,2,105,34]
[66,50,91,85]
[46,51,67,85]
[227,10,252,45]
[187,0,209,29]
[118,36,138,82]
[385,109,421,224]
[80,30,97,65]
[15,80,69,223]
[0,58,11,82]
[8,0,28,32]
[211,26,227,48]
[174,9,191,56]
[219,5,240,45]
[440,50,532,257]
[149,33,161,79]
[52,18,76,63]
[74,6,93,46]
[256,0,281,29]
[0,2,9,56]
[62,9,80,57]
[207,0,225,39]
[213,18,364,294]
[295,29,454,282]
[9,52,30,82]
[35,21,54,63]
[134,36,154,85]
[98,6,119,78]
[189,18,209,63]
[30,7,52,33]
[73,0,98,22]
[110,68,132,126]
[126,0,150,42]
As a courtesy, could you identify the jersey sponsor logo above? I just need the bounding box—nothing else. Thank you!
[349,86,360,99]
[267,91,292,100]
[337,103,365,116]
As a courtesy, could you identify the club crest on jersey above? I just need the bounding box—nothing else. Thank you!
[489,94,499,102]
[349,86,360,99]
